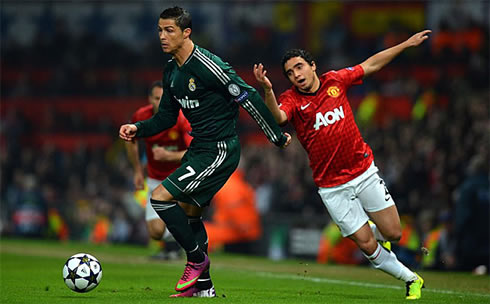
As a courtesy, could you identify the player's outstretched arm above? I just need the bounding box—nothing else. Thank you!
[360,30,431,77]
[253,63,288,125]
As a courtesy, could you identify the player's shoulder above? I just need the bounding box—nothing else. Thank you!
[324,65,361,78]
[278,87,299,109]
[322,69,342,80]
[194,45,218,60]
[193,45,228,68]
[133,104,154,121]
[279,86,296,100]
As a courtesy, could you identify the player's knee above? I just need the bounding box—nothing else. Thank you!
[147,219,165,240]
[384,228,402,242]
[356,237,378,255]
[151,185,173,201]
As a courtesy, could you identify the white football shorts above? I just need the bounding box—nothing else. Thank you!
[317,161,395,237]
[145,177,163,221]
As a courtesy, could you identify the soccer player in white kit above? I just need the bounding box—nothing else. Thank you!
[254,30,431,300]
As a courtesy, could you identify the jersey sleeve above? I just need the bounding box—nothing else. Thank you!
[135,75,180,138]
[199,51,287,147]
[333,64,364,89]
[278,92,295,123]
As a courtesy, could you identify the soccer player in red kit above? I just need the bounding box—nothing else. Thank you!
[125,80,192,259]
[254,30,431,300]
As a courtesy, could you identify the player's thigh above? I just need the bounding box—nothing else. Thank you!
[357,173,395,213]
[163,137,240,207]
[367,205,402,241]
[357,174,401,239]
[318,186,369,237]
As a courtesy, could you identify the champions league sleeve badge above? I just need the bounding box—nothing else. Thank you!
[228,83,241,96]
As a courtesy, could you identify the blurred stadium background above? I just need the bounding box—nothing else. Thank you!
[1,0,488,274]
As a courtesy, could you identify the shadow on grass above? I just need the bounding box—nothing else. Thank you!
[59,296,97,299]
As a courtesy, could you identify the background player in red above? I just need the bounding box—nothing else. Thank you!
[254,30,431,300]
[125,80,192,259]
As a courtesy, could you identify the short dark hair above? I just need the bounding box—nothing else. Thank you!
[281,49,315,76]
[159,6,192,32]
[148,80,163,96]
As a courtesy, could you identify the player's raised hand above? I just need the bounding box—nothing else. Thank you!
[119,124,138,141]
[405,30,431,47]
[281,132,292,149]
[254,63,273,91]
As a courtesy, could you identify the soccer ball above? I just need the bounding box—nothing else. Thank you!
[62,253,102,293]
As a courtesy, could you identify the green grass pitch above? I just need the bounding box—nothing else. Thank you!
[1,238,489,303]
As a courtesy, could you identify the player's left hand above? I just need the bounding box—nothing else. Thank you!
[281,132,292,148]
[405,30,431,47]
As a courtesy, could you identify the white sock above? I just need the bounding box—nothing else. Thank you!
[369,222,387,242]
[365,243,417,282]
[161,228,175,242]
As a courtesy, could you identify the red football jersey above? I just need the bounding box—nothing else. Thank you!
[131,105,192,180]
[278,65,373,187]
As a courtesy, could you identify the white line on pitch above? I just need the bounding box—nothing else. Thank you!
[256,271,490,298]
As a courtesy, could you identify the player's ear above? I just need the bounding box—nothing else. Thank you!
[183,28,192,39]
[311,61,317,72]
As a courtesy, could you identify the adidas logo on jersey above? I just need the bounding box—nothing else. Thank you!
[176,96,200,109]
[313,106,344,130]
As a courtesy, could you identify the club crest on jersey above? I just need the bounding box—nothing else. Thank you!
[327,86,340,98]
[228,84,240,96]
[168,130,179,140]
[188,78,196,91]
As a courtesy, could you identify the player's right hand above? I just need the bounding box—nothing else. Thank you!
[253,63,273,91]
[119,124,138,141]
[405,29,431,47]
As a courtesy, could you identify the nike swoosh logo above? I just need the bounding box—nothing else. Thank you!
[176,276,199,290]
[300,103,311,110]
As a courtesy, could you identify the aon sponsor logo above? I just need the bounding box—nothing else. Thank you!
[313,106,345,130]
[176,96,200,109]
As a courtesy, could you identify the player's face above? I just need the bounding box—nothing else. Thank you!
[284,57,318,93]
[148,86,163,111]
[158,18,190,54]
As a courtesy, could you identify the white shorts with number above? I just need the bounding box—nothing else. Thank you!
[318,161,395,237]
[145,177,163,222]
